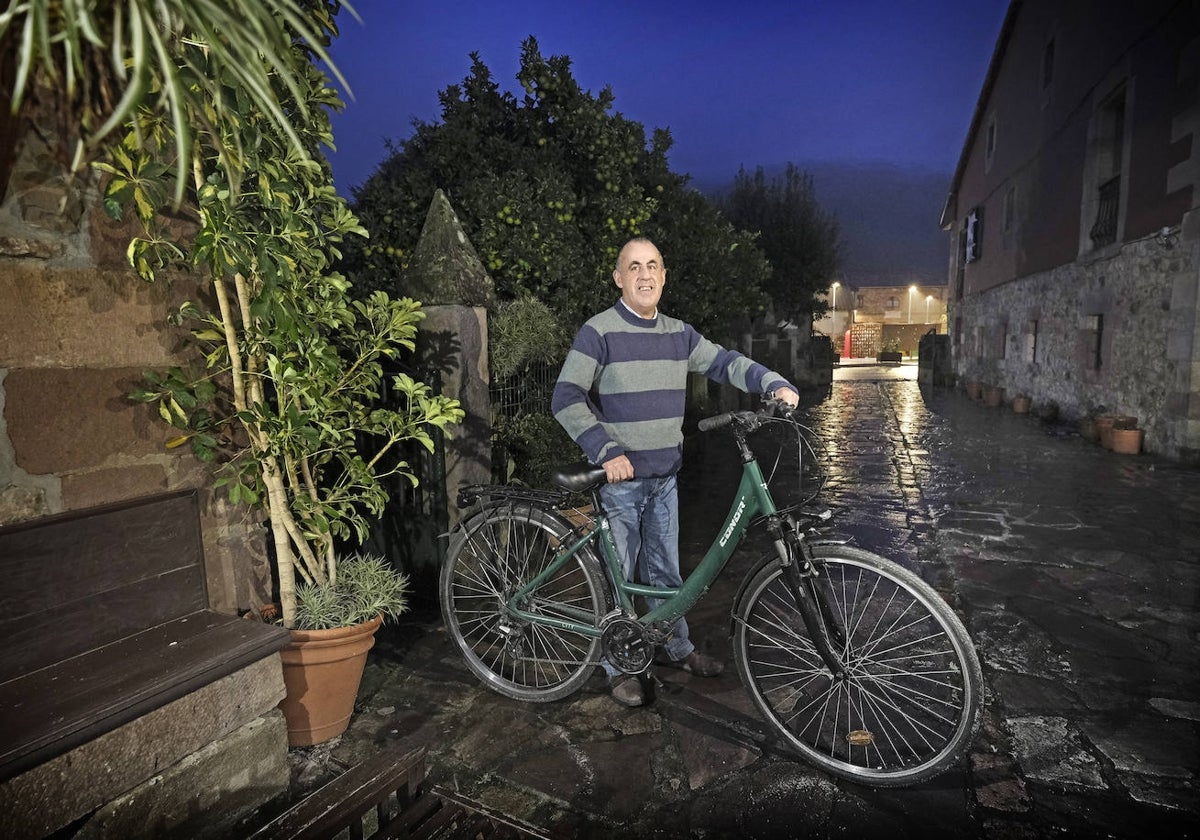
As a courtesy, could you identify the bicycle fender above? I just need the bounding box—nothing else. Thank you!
[444,498,578,541]
[728,540,849,637]
[806,535,854,547]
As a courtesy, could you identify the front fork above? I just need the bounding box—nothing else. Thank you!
[768,516,848,680]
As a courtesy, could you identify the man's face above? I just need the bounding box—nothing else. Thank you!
[613,240,666,318]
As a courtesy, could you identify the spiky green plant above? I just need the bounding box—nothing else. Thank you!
[294,553,408,631]
[1,0,354,201]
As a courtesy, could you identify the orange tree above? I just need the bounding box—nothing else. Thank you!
[343,37,772,341]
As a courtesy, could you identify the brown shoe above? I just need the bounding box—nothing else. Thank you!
[677,650,725,677]
[609,674,646,707]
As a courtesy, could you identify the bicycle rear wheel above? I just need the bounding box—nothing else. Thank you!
[733,544,982,786]
[440,505,608,702]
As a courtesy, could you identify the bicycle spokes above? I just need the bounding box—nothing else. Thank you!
[735,548,980,785]
[441,508,606,702]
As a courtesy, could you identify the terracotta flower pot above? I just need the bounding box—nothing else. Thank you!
[1080,419,1098,442]
[1011,395,1031,414]
[965,380,982,400]
[278,614,383,746]
[984,386,1005,408]
[1110,428,1143,455]
[1094,415,1117,449]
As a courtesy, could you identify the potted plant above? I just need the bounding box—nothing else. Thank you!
[279,553,409,745]
[878,338,903,363]
[1012,393,1032,414]
[5,2,463,744]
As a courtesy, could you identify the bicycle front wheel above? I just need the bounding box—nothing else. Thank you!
[440,505,608,702]
[733,545,982,786]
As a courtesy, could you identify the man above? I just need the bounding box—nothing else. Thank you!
[552,237,799,707]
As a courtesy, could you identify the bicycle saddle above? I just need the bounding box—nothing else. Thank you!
[551,464,608,493]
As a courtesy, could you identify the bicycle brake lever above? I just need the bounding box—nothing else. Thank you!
[762,394,800,420]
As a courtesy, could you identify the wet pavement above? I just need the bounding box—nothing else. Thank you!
[280,371,1199,839]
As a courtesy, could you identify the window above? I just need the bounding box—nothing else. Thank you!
[1042,38,1056,90]
[998,322,1008,359]
[886,296,899,310]
[1087,86,1127,249]
[1024,319,1038,363]
[1086,314,1104,370]
[1003,186,1016,234]
[985,116,997,170]
[955,230,966,299]
[964,207,983,263]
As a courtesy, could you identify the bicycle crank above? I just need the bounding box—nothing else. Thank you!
[600,616,652,674]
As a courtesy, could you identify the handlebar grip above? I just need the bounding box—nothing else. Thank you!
[698,412,735,432]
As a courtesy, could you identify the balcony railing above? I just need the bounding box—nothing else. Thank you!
[1089,175,1120,247]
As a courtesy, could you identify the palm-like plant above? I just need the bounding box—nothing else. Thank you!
[2,0,352,201]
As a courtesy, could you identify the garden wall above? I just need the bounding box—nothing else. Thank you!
[0,129,269,613]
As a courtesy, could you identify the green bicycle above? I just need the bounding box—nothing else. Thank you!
[440,401,983,787]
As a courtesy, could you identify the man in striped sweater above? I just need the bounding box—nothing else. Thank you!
[552,237,799,707]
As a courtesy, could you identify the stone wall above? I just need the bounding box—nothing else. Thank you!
[952,207,1200,460]
[0,656,288,839]
[0,132,269,613]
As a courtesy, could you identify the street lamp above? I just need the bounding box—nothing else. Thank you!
[926,294,933,324]
[908,285,917,324]
[831,281,840,317]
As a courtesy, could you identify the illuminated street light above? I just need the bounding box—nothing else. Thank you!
[908,285,917,324]
[831,281,840,315]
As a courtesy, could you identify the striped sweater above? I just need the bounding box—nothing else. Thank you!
[552,301,793,477]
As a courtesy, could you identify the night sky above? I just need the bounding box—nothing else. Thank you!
[324,0,1011,196]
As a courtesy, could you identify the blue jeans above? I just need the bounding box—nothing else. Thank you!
[599,474,693,676]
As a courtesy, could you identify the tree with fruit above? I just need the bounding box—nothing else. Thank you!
[344,37,772,341]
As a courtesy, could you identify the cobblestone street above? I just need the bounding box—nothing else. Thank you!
[279,373,1199,839]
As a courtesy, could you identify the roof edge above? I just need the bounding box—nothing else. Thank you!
[939,1,1023,230]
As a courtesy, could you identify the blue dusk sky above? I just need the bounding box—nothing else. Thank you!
[324,1,1011,196]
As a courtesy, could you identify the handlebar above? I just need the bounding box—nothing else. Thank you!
[697,397,797,434]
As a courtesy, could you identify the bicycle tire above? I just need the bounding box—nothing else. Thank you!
[441,504,609,702]
[732,544,982,786]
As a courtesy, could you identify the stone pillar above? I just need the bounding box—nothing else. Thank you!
[418,305,491,528]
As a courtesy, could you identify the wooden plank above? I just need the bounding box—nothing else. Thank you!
[248,747,428,840]
[0,490,206,613]
[0,566,209,681]
[0,490,208,677]
[404,798,466,840]
[382,793,446,839]
[0,610,290,780]
[248,743,561,840]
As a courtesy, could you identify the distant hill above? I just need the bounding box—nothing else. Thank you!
[696,161,953,288]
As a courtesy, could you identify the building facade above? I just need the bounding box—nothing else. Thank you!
[940,0,1200,460]
[815,282,947,358]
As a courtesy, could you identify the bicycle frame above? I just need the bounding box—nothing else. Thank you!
[506,455,780,637]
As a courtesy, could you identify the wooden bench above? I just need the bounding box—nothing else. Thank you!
[250,746,558,840]
[0,490,291,786]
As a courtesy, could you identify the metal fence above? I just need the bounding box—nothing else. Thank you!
[492,362,558,418]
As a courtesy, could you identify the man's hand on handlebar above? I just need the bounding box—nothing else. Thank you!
[602,454,635,483]
[772,387,800,409]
